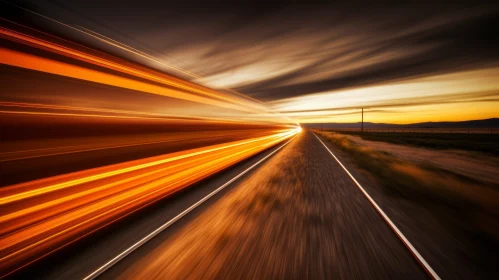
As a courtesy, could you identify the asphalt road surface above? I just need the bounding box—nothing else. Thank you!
[8,131,431,279]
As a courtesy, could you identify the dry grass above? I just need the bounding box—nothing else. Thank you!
[315,130,499,239]
[334,130,499,155]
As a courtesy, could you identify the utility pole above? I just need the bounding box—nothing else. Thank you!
[321,122,323,131]
[361,108,364,133]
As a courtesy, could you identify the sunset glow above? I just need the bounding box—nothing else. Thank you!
[1,1,498,279]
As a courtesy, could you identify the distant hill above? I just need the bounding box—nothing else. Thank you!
[303,118,499,129]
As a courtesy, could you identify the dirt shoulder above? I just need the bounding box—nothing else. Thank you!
[341,132,499,186]
[315,130,499,279]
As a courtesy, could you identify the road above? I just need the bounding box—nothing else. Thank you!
[6,130,432,279]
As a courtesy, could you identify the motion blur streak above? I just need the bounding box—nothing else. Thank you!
[71,24,269,106]
[0,128,299,276]
[0,17,298,277]
[0,25,279,116]
[0,46,245,113]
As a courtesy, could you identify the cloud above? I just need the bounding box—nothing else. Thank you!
[8,0,499,122]
[269,67,499,112]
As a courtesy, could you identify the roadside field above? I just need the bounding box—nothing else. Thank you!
[327,130,499,155]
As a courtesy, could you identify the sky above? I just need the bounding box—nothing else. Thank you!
[3,0,499,123]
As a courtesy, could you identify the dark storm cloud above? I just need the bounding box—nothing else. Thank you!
[234,7,499,100]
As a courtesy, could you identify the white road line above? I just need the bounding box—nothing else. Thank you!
[82,136,296,280]
[313,133,441,280]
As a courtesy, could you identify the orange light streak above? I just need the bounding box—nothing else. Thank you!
[0,47,259,113]
[73,24,272,106]
[0,129,298,276]
[0,127,284,162]
[0,27,273,114]
[0,101,189,119]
